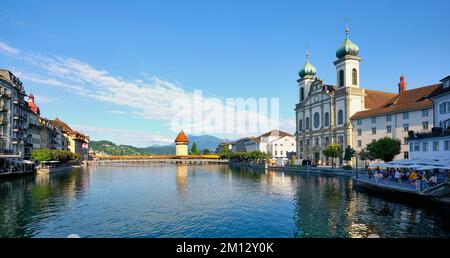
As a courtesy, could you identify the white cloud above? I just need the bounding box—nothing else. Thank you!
[33,94,54,104]
[1,42,290,140]
[72,125,173,147]
[0,42,20,56]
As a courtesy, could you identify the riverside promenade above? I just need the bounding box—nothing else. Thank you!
[230,162,450,207]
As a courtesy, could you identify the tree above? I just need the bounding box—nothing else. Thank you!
[31,149,81,164]
[190,143,200,155]
[366,137,401,162]
[31,148,52,162]
[323,144,343,167]
[343,145,355,164]
[202,149,210,155]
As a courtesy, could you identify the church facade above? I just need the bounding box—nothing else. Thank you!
[295,26,446,166]
[295,25,410,166]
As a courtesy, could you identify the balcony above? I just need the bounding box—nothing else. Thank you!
[407,127,450,141]
[0,91,11,99]
[0,149,15,155]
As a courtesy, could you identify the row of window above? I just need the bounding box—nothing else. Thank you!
[299,111,344,131]
[356,122,429,136]
[439,102,450,114]
[356,110,429,125]
[410,140,450,152]
[338,69,358,87]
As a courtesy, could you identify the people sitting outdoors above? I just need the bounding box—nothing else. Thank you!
[409,170,418,184]
[394,170,401,183]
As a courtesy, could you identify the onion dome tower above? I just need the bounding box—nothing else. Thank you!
[175,130,189,156]
[336,24,360,59]
[299,50,317,78]
[334,23,361,88]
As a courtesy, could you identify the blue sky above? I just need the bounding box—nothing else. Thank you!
[0,0,449,146]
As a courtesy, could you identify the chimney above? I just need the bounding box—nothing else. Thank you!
[398,75,407,94]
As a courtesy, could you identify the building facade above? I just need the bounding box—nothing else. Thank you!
[407,76,450,161]
[294,26,444,166]
[295,27,394,165]
[0,70,30,160]
[351,79,438,163]
[227,130,296,159]
[51,118,89,159]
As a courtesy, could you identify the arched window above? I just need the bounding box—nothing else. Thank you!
[305,117,310,130]
[339,70,344,87]
[324,112,330,127]
[300,87,304,101]
[299,119,303,131]
[352,68,357,85]
[338,110,344,125]
[313,112,320,128]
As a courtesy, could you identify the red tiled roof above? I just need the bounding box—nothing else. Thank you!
[174,131,189,143]
[51,118,89,141]
[352,83,442,119]
[364,89,397,109]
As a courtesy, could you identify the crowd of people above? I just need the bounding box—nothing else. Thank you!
[366,167,446,190]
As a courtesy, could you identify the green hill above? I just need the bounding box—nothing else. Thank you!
[90,135,225,156]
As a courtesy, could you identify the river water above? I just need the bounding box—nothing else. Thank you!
[0,164,448,238]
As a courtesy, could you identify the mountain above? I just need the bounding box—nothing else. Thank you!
[186,135,226,151]
[90,135,226,155]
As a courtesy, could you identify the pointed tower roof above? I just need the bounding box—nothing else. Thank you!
[174,130,189,144]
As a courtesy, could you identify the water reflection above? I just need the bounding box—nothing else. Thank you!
[0,165,448,238]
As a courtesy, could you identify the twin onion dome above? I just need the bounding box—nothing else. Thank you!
[299,24,359,78]
[336,24,360,59]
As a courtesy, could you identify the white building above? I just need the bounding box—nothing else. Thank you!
[407,76,450,161]
[233,130,296,159]
[351,77,439,163]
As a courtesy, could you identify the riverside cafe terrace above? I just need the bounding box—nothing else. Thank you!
[362,158,450,193]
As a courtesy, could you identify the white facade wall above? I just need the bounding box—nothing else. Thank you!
[269,136,296,159]
[352,107,433,161]
[409,137,450,160]
[434,92,450,128]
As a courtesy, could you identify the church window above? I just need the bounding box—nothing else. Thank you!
[352,69,357,85]
[338,110,344,125]
[339,70,344,87]
[299,119,303,131]
[300,87,304,101]
[313,112,320,128]
[305,117,310,130]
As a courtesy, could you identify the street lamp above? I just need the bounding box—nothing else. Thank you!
[355,153,359,179]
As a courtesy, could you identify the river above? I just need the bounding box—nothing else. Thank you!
[0,164,448,238]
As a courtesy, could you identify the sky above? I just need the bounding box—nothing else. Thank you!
[0,0,449,147]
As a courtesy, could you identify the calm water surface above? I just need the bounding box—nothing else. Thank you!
[0,164,449,238]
